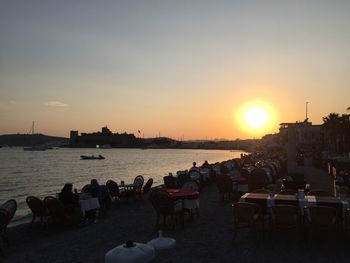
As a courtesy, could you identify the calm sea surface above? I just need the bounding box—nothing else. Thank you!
[0,147,246,224]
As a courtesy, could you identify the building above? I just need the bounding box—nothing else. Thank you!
[69,126,140,148]
[279,120,322,170]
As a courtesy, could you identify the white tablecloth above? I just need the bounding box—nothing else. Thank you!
[79,197,100,216]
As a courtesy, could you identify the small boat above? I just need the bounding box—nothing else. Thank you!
[80,155,105,160]
[24,145,47,151]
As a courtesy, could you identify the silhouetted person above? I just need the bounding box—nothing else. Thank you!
[59,183,79,207]
[190,162,200,172]
[86,179,111,212]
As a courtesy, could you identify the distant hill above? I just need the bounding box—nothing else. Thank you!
[0,134,69,147]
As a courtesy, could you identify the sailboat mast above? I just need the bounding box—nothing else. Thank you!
[31,121,34,135]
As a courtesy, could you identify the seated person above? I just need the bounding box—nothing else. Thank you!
[86,179,111,212]
[58,183,80,224]
[59,183,79,207]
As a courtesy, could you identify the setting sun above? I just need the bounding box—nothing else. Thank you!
[235,100,278,137]
[244,107,268,129]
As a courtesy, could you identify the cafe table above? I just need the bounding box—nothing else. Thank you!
[240,192,349,218]
[79,196,100,217]
[166,189,200,212]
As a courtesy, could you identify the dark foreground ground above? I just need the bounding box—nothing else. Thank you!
[3,166,350,263]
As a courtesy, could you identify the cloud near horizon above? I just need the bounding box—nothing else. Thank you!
[44,101,69,107]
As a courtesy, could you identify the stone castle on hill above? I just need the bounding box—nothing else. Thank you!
[69,126,141,148]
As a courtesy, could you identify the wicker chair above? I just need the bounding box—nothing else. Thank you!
[26,196,47,225]
[216,175,234,201]
[106,180,121,201]
[142,178,154,196]
[44,196,79,226]
[0,199,17,254]
[133,175,144,193]
[232,202,263,240]
[149,188,184,231]
[0,209,9,255]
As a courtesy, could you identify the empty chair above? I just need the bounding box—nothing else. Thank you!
[270,205,299,238]
[0,199,17,224]
[133,175,144,194]
[163,175,179,189]
[304,205,338,240]
[149,188,184,230]
[142,178,154,196]
[308,189,331,197]
[106,180,121,201]
[0,199,16,255]
[44,196,80,226]
[216,175,234,201]
[278,189,298,195]
[26,196,47,225]
[249,168,269,192]
[181,181,200,216]
[0,209,9,254]
[232,202,262,240]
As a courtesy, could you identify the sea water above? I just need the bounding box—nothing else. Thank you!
[0,147,246,225]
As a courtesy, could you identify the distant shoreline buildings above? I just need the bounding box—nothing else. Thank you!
[70,126,141,148]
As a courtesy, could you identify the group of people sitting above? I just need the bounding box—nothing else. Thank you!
[58,179,112,224]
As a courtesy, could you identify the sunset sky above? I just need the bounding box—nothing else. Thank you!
[1,1,349,140]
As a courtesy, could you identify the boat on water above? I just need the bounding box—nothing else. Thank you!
[80,155,105,160]
[23,145,47,151]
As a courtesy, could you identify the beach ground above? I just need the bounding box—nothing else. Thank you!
[3,166,349,263]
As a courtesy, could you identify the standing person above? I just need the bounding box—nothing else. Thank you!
[190,162,200,172]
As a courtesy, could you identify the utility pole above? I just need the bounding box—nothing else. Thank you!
[305,102,309,121]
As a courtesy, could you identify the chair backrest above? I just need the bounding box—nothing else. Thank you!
[106,180,120,197]
[81,184,91,193]
[252,189,269,194]
[278,189,298,195]
[133,175,144,191]
[188,170,201,181]
[0,199,17,224]
[44,196,65,220]
[163,176,179,189]
[239,169,250,179]
[216,175,233,193]
[271,205,298,228]
[181,180,199,192]
[142,178,153,195]
[233,202,260,224]
[177,173,191,188]
[283,180,306,190]
[0,209,9,233]
[249,168,268,191]
[150,188,175,214]
[26,196,46,217]
[307,206,337,226]
[308,189,331,197]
